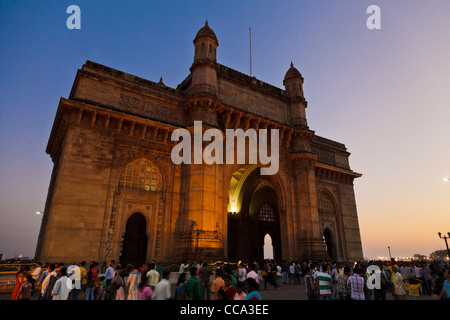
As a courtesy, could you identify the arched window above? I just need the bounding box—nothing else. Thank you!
[318,192,337,215]
[258,203,277,222]
[119,158,163,192]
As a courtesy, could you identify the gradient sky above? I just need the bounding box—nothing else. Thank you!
[1,0,449,260]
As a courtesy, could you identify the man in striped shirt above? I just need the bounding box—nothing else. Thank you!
[347,267,365,300]
[315,264,333,300]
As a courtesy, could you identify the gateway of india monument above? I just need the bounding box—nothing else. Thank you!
[35,21,364,266]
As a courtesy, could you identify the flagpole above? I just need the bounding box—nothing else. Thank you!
[249,27,252,76]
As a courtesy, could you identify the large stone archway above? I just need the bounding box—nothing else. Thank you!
[227,165,283,263]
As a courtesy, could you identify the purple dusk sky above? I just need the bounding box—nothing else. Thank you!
[0,1,449,260]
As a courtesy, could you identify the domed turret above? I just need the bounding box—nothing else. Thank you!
[283,62,304,98]
[193,20,219,63]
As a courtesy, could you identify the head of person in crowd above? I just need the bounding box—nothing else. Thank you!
[344,266,352,276]
[190,267,197,277]
[246,277,260,292]
[59,267,67,277]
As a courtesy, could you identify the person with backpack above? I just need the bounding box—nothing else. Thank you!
[85,264,96,300]
[374,263,391,300]
[41,263,57,300]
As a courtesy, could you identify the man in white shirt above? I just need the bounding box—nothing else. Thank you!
[152,270,171,300]
[52,267,71,300]
[41,263,56,299]
[393,265,407,300]
[238,263,247,283]
[146,263,160,291]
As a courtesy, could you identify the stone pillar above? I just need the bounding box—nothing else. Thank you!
[175,123,225,262]
[291,153,329,261]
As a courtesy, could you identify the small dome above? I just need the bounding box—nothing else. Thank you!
[194,20,218,45]
[284,62,303,81]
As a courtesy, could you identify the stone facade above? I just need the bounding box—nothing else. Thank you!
[35,21,364,265]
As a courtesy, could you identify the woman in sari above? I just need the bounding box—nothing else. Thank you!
[10,266,30,300]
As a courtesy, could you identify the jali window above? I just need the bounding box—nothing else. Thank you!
[119,158,163,192]
[258,203,277,222]
[318,192,336,215]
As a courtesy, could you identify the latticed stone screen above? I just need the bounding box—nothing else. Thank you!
[119,158,163,192]
[258,203,277,222]
[318,192,336,214]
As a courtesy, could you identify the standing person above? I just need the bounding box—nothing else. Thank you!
[211,269,225,300]
[17,275,33,300]
[433,271,445,297]
[152,270,171,300]
[294,262,301,285]
[276,262,282,287]
[270,262,279,289]
[420,263,432,295]
[281,260,289,284]
[337,266,352,300]
[246,263,259,285]
[373,263,390,300]
[347,267,365,300]
[233,281,247,300]
[331,264,340,299]
[68,263,82,300]
[198,262,212,300]
[41,263,57,300]
[315,264,333,300]
[85,264,96,300]
[289,262,295,284]
[186,267,202,300]
[262,262,270,290]
[392,265,407,300]
[223,274,237,300]
[179,260,189,276]
[175,273,187,300]
[363,267,373,300]
[127,265,141,300]
[138,280,153,300]
[52,267,71,300]
[438,267,450,300]
[30,262,42,296]
[237,263,247,283]
[304,267,316,300]
[10,266,29,300]
[113,265,125,300]
[403,277,423,300]
[79,261,87,292]
[146,263,160,291]
[245,277,262,300]
[104,261,115,287]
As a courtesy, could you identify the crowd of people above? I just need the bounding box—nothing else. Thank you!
[8,259,264,301]
[301,259,450,300]
[7,258,450,301]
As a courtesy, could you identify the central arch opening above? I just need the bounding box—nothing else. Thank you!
[227,165,281,263]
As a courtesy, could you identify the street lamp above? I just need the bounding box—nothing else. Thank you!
[35,211,43,215]
[438,232,450,259]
